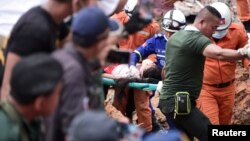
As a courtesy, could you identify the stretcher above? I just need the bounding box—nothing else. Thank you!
[102,77,157,91]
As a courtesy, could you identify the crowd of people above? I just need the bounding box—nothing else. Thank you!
[0,0,250,141]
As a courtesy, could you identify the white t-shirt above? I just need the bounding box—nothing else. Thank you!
[0,0,47,36]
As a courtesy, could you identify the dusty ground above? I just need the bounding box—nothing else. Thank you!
[232,62,250,124]
[104,88,167,127]
[105,62,250,126]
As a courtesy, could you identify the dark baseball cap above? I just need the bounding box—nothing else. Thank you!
[72,6,123,47]
[10,53,63,104]
[68,111,120,141]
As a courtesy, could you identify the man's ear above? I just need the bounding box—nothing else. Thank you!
[198,19,205,29]
[201,19,206,25]
[34,96,45,112]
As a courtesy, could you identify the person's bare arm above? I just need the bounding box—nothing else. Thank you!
[102,73,116,79]
[1,53,21,100]
[203,44,245,61]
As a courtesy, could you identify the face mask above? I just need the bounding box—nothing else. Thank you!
[212,29,228,39]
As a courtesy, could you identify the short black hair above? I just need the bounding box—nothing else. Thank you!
[195,6,222,23]
[185,15,196,24]
[205,6,221,19]
[10,53,63,104]
[142,66,162,81]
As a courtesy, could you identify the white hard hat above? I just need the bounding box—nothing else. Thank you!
[210,2,232,30]
[97,0,120,16]
[124,0,138,17]
[162,10,186,32]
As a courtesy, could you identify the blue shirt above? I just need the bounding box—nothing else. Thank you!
[130,33,167,69]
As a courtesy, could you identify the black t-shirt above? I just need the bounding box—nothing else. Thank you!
[6,6,69,57]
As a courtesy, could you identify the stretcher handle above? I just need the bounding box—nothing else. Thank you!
[102,77,157,91]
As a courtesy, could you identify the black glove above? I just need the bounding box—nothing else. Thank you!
[123,6,152,36]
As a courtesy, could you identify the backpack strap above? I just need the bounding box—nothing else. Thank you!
[0,101,29,141]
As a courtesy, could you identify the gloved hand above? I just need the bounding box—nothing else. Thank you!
[123,6,152,36]
[238,44,250,58]
[156,81,163,94]
[129,65,140,78]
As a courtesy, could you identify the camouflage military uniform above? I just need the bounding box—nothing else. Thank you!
[0,101,41,141]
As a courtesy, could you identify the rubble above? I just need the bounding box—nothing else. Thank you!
[232,62,250,124]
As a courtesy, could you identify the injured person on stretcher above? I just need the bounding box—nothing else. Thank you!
[102,59,163,133]
[103,59,162,84]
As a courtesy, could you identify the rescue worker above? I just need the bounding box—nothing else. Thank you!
[129,9,186,71]
[0,54,63,141]
[112,0,160,51]
[110,0,159,133]
[197,2,250,125]
[159,6,250,141]
[126,10,186,133]
[237,0,250,32]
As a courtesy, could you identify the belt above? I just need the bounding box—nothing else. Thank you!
[208,79,235,88]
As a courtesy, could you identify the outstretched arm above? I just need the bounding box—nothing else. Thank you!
[203,44,248,61]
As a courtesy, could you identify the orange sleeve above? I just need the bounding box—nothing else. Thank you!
[237,24,249,48]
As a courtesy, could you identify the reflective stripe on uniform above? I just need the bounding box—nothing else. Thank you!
[134,50,142,62]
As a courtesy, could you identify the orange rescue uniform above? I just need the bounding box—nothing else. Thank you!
[111,11,160,51]
[197,23,249,125]
[113,88,153,131]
